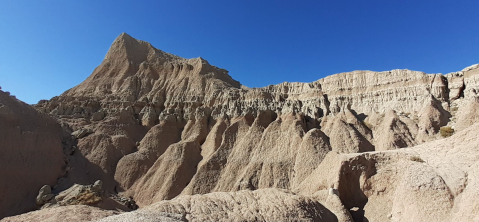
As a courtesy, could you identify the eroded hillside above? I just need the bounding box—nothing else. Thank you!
[2,33,479,222]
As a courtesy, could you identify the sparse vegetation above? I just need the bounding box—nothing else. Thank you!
[440,126,454,138]
[362,121,373,130]
[68,189,102,206]
[410,156,425,163]
[451,107,459,112]
[412,114,419,123]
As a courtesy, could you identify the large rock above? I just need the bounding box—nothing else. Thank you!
[98,188,339,222]
[35,185,54,206]
[374,110,416,150]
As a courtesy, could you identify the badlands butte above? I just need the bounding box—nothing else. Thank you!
[1,33,479,222]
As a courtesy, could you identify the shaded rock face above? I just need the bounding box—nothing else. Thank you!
[2,33,479,221]
[0,90,67,218]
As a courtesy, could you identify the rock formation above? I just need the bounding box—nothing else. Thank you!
[1,33,479,221]
[0,90,67,218]
[98,188,340,222]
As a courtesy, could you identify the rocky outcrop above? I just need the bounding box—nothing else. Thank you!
[114,114,182,190]
[296,123,479,222]
[454,97,479,131]
[373,110,416,151]
[36,185,55,206]
[98,188,340,222]
[34,180,137,212]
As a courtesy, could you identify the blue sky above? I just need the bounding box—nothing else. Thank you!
[1,0,478,104]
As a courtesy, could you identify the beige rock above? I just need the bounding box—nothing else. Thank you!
[454,97,479,131]
[292,128,331,187]
[321,110,374,153]
[114,116,182,190]
[129,141,202,206]
[374,110,416,150]
[71,128,92,139]
[298,123,479,222]
[99,188,338,222]
[416,95,451,142]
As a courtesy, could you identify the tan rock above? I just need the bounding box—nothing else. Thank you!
[374,110,416,150]
[129,141,202,206]
[115,116,182,190]
[454,97,479,131]
[99,188,338,222]
[298,123,479,222]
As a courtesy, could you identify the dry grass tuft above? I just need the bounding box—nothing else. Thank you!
[69,190,102,206]
[410,156,425,163]
[362,121,373,130]
[440,126,454,138]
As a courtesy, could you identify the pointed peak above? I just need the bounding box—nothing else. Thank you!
[196,57,210,64]
[115,32,137,42]
[118,32,132,38]
[105,33,151,63]
[111,32,143,48]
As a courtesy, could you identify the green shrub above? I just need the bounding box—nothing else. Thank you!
[440,126,454,138]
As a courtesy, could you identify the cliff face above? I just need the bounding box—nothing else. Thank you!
[36,32,479,194]
[3,33,479,221]
[38,34,479,129]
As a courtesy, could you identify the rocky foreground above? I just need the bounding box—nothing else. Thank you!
[1,33,479,221]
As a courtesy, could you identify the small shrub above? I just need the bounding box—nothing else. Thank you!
[362,121,373,130]
[410,156,424,163]
[440,126,454,138]
[69,189,102,206]
[451,107,459,112]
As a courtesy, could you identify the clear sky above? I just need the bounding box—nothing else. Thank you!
[1,0,478,104]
